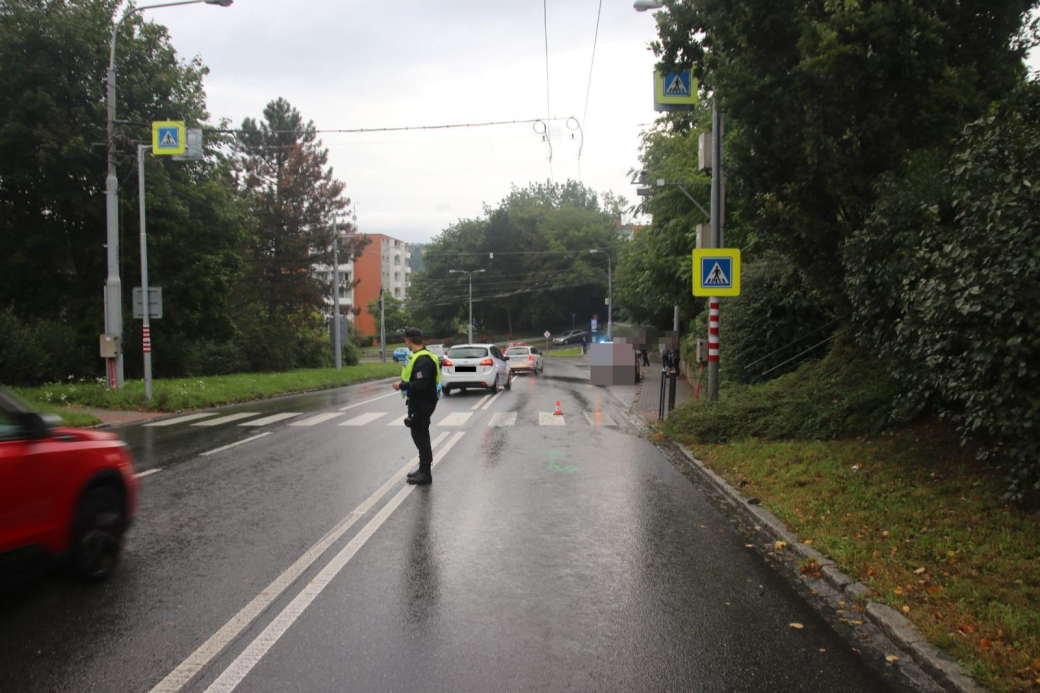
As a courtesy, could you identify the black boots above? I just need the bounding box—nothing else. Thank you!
[407,462,432,485]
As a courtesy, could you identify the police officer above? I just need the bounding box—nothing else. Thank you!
[392,327,440,486]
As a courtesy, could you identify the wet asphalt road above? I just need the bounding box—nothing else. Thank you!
[0,360,916,692]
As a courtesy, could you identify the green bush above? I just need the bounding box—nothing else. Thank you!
[664,330,915,445]
[0,309,94,386]
[845,84,1040,504]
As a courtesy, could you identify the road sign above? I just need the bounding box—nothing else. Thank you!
[544,330,551,339]
[152,121,186,156]
[692,249,741,297]
[132,286,163,318]
[654,70,698,112]
[591,318,598,333]
[172,128,204,161]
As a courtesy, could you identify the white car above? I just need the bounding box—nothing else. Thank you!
[442,344,512,395]
[504,344,544,375]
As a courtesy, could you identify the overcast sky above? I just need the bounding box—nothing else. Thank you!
[155,1,1040,246]
[155,0,660,244]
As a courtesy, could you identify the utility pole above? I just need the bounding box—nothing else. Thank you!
[137,145,153,400]
[450,269,485,343]
[707,102,724,403]
[332,219,342,370]
[379,288,386,363]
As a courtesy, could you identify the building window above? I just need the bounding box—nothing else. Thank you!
[394,287,401,297]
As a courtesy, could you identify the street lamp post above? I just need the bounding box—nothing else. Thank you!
[589,250,613,341]
[103,0,232,388]
[449,269,485,343]
[332,219,345,370]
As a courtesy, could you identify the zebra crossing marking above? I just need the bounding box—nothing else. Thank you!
[290,412,346,427]
[583,412,617,427]
[194,413,260,427]
[437,412,473,427]
[240,413,302,427]
[145,412,217,427]
[339,411,387,427]
[539,412,565,426]
[488,412,517,427]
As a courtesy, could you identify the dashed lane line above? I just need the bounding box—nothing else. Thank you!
[480,391,504,410]
[134,468,162,479]
[470,394,491,410]
[150,432,452,693]
[202,431,466,693]
[199,432,272,457]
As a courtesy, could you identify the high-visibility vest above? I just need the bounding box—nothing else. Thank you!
[399,348,441,398]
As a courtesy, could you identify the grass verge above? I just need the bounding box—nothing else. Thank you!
[14,363,401,415]
[690,427,1040,692]
[546,347,583,357]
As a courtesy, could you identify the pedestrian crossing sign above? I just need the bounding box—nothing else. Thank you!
[654,70,698,111]
[693,248,741,296]
[152,121,186,155]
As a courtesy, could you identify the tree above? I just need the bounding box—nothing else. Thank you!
[231,98,358,370]
[651,0,1038,303]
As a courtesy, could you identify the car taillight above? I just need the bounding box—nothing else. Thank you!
[480,358,494,366]
[443,359,453,367]
[529,355,534,361]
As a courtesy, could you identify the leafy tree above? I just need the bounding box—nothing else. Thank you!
[846,83,1040,503]
[231,98,358,370]
[651,0,1037,303]
[365,294,410,344]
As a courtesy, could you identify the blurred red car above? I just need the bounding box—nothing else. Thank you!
[0,389,137,583]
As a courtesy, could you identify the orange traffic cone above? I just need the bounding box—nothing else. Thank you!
[554,400,563,416]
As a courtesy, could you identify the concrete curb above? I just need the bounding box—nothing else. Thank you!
[666,443,985,693]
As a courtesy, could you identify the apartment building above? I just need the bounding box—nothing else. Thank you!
[353,233,411,336]
[313,257,354,323]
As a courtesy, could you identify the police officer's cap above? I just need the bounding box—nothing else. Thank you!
[404,326,424,341]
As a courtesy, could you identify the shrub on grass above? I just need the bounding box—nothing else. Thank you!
[0,309,93,386]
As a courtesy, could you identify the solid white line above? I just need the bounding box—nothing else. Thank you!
[480,390,504,410]
[203,431,466,693]
[134,468,162,479]
[240,413,301,427]
[150,432,452,693]
[338,392,398,411]
[144,412,218,427]
[539,412,565,426]
[437,411,472,427]
[583,412,617,427]
[339,411,387,427]
[199,432,272,457]
[289,412,345,427]
[488,412,517,427]
[471,394,491,410]
[193,413,259,427]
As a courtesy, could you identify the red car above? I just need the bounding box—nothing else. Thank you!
[0,389,137,583]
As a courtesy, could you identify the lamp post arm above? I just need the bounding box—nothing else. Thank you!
[672,183,710,222]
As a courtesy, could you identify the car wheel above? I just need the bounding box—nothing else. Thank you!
[70,486,125,583]
[443,386,452,397]
[505,372,512,390]
[487,378,498,395]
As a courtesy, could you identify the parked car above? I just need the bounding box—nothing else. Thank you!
[441,344,512,395]
[504,344,544,375]
[0,389,138,584]
[426,344,447,366]
[552,329,588,345]
[392,347,411,363]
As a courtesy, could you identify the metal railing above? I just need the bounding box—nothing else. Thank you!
[743,316,845,384]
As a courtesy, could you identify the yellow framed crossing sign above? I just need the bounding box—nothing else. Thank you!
[152,121,186,156]
[693,248,741,297]
[654,70,698,112]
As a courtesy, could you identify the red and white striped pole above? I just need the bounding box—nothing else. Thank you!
[708,300,720,363]
[142,325,152,354]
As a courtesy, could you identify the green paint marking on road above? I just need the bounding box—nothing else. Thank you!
[547,450,578,474]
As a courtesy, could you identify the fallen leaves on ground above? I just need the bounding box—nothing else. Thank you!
[790,623,804,629]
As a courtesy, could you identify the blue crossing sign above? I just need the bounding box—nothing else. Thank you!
[692,249,741,297]
[152,121,186,156]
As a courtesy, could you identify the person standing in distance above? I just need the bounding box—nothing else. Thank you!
[393,327,441,486]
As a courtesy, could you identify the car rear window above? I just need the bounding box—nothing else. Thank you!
[428,345,445,356]
[447,346,489,359]
[506,347,529,355]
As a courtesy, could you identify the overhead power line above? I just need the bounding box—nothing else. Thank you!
[580,0,604,182]
[542,0,554,182]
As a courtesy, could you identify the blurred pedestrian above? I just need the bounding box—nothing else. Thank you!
[581,334,588,356]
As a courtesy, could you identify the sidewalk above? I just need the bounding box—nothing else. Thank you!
[636,362,697,421]
[80,407,167,428]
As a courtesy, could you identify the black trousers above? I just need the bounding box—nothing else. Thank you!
[409,407,434,471]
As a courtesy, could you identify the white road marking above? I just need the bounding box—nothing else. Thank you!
[199,432,272,457]
[338,392,398,411]
[289,412,345,427]
[144,412,217,427]
[583,412,617,427]
[539,412,566,426]
[437,411,472,427]
[134,468,162,479]
[471,394,491,410]
[151,432,452,693]
[240,413,301,427]
[387,415,408,426]
[193,413,259,427]
[488,412,517,427]
[480,391,504,410]
[339,411,387,426]
[202,431,466,693]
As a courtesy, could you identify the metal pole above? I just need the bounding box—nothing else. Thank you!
[659,368,667,420]
[332,220,342,370]
[468,273,474,343]
[707,101,724,403]
[137,146,152,401]
[105,37,123,388]
[606,255,613,341]
[379,288,386,362]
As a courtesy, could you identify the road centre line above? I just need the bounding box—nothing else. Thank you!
[134,468,162,479]
[203,431,466,693]
[150,432,451,693]
[338,392,398,411]
[480,391,504,410]
[199,433,272,457]
[471,394,491,410]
